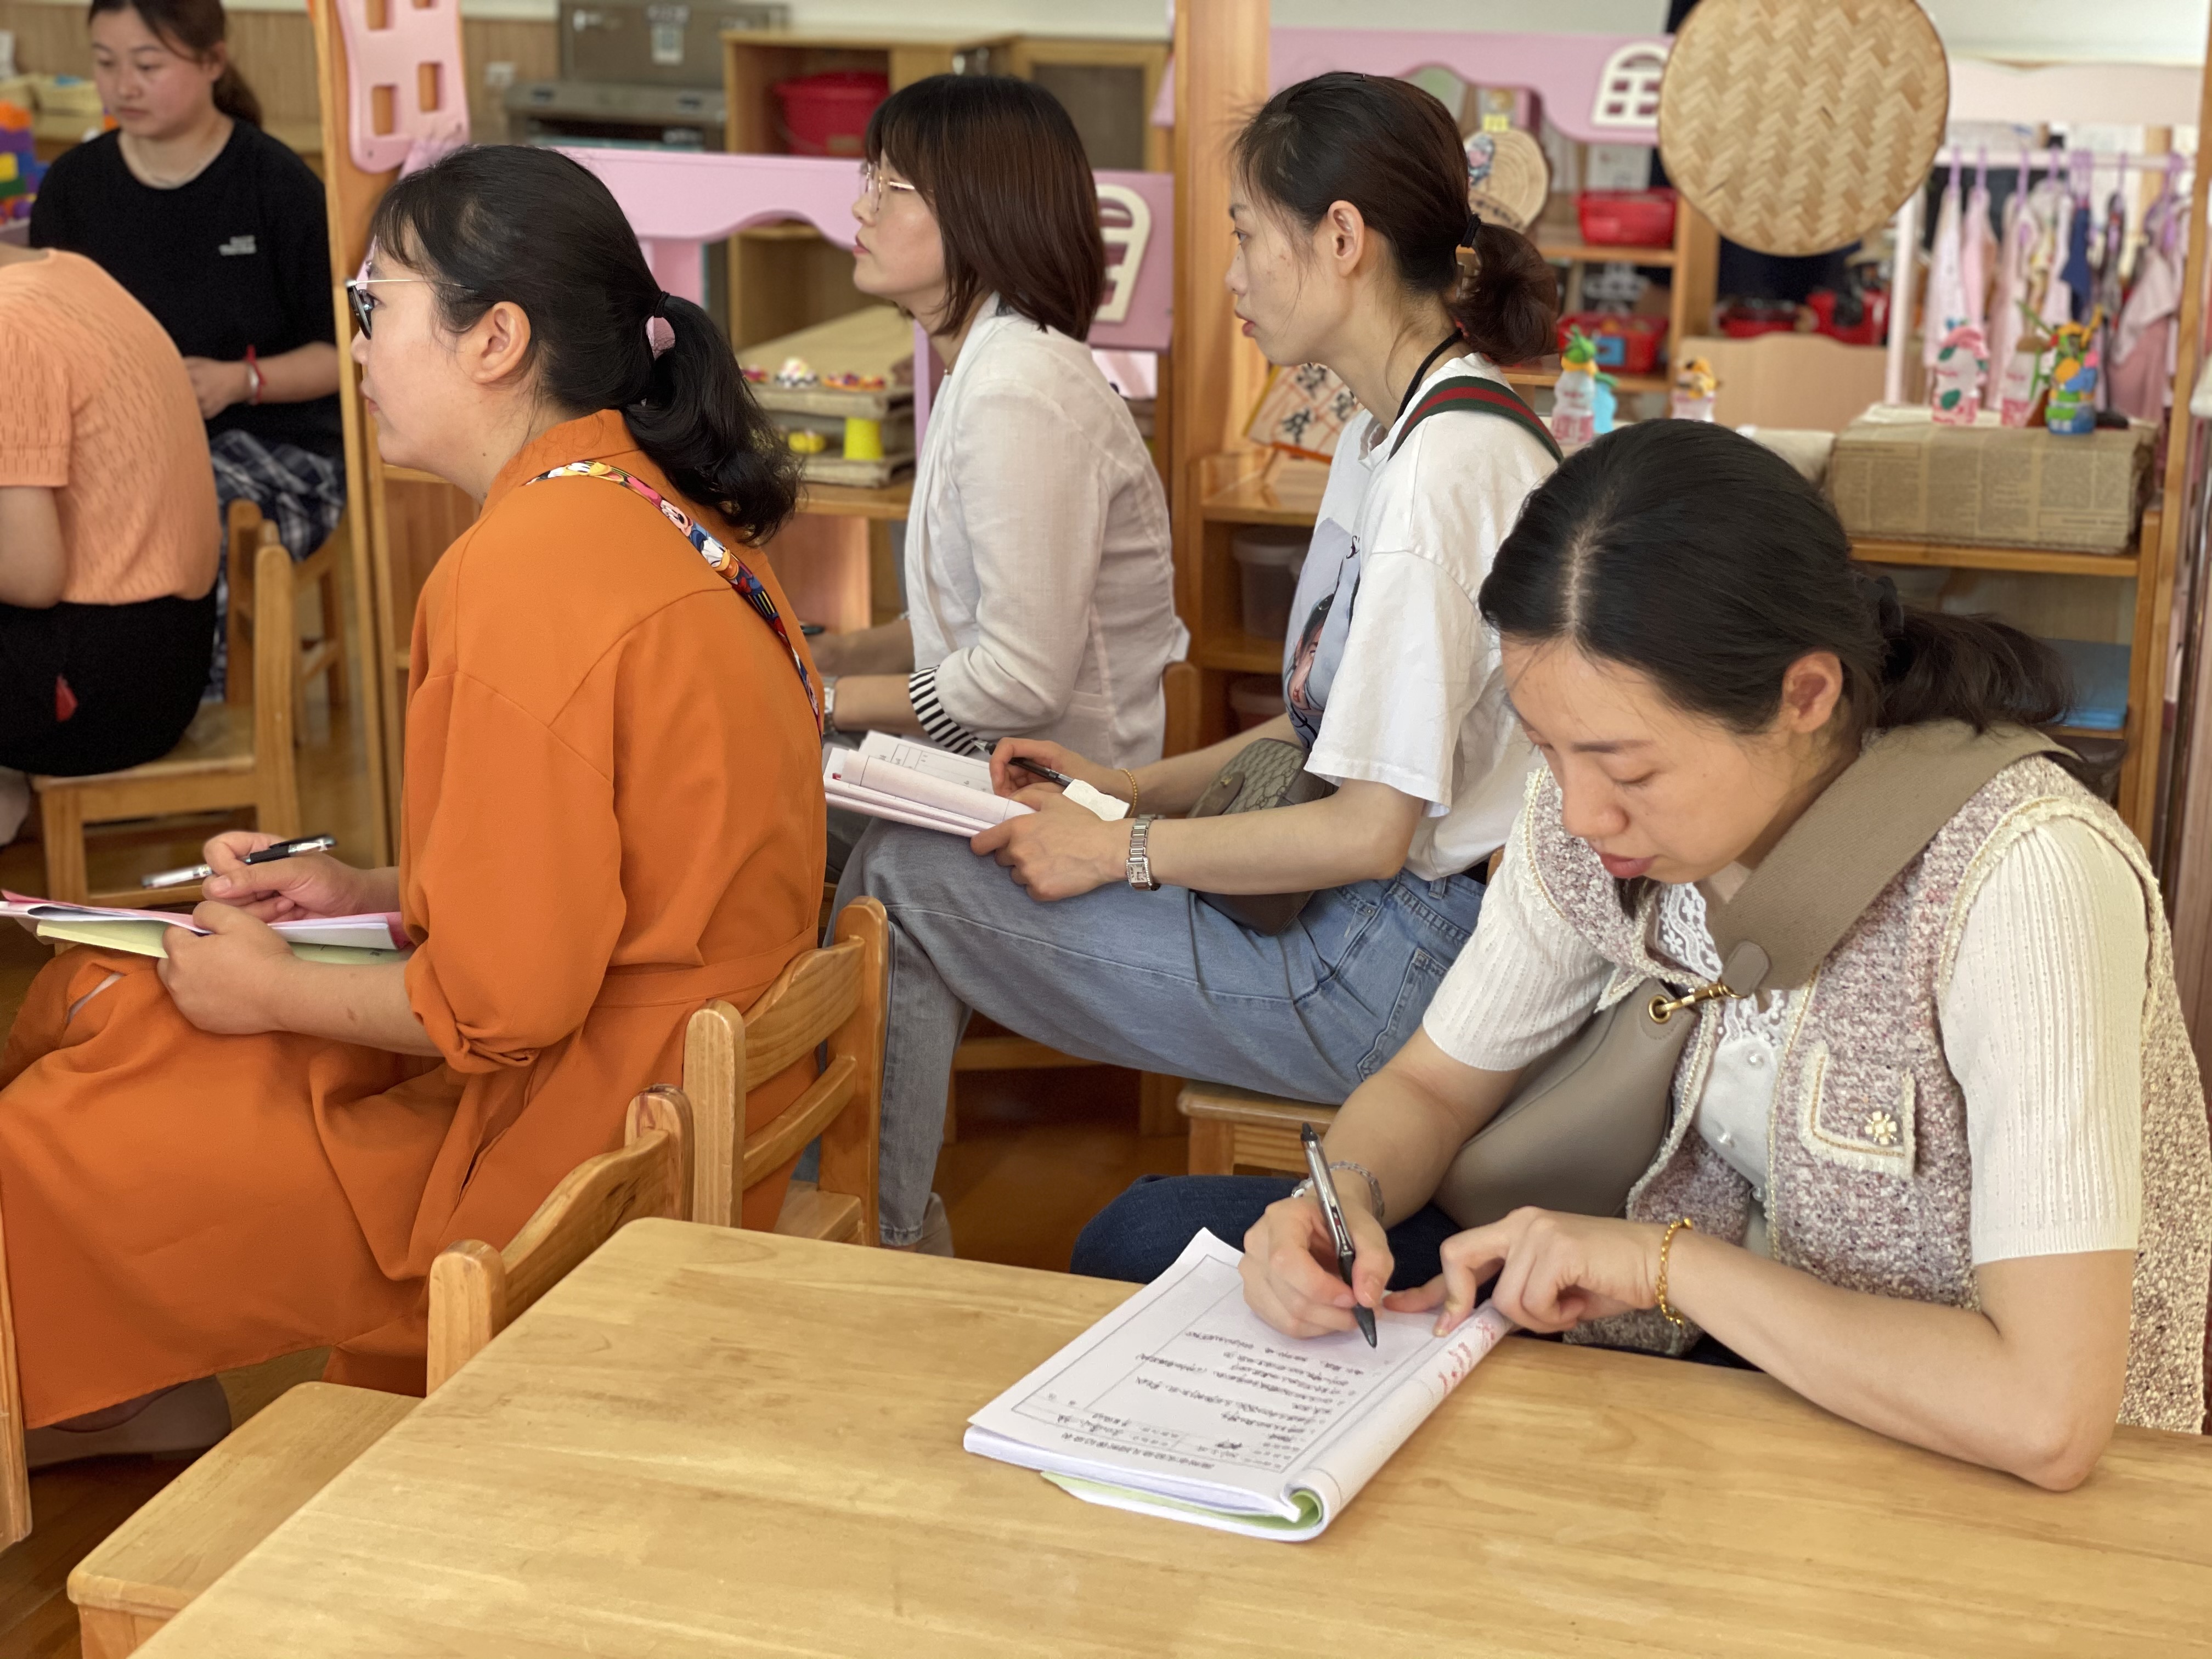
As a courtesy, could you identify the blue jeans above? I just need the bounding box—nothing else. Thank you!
[836,820,1486,1245]
[1070,1174,1465,1288]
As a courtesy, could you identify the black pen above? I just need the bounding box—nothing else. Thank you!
[1301,1121,1376,1346]
[1011,755,1077,788]
[142,834,338,890]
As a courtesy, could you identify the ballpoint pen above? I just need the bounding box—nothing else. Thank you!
[142,834,338,890]
[1301,1121,1377,1347]
[1010,755,1078,787]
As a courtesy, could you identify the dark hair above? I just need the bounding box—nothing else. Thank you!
[1233,71,1556,364]
[865,75,1105,342]
[89,0,261,126]
[1480,420,2075,747]
[370,146,798,544]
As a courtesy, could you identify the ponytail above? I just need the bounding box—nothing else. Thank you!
[1479,420,2080,754]
[89,0,261,128]
[1233,72,1558,364]
[370,146,799,544]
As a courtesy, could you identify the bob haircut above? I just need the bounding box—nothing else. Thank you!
[865,75,1106,342]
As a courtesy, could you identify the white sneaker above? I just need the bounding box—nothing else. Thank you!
[26,1376,232,1469]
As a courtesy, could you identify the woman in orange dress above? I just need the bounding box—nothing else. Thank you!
[2,145,823,1457]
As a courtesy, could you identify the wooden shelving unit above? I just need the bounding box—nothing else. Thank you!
[1852,538,2141,580]
[1536,240,1677,267]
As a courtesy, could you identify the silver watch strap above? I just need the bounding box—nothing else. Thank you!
[1291,1160,1385,1223]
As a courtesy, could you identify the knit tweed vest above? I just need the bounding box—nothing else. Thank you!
[1519,752,2212,1434]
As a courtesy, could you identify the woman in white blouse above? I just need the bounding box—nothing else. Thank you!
[1076,421,2211,1485]
[811,74,1181,773]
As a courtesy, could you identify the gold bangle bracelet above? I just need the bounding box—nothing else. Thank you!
[1656,1217,1695,1328]
[1120,768,1140,814]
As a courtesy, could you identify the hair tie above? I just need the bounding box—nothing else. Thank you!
[1853,568,1906,640]
[645,301,675,360]
[1463,210,1483,250]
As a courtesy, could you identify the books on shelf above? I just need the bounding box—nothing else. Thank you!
[2,894,409,964]
[964,1230,1511,1542]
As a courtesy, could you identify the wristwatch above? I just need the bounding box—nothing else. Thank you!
[821,675,839,732]
[1125,814,1161,891]
[1291,1161,1386,1223]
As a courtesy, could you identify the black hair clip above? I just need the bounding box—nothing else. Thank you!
[1463,210,1484,249]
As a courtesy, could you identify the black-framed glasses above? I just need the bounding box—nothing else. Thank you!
[345,275,425,338]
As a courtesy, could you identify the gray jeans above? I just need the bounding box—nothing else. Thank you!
[834,820,1487,1245]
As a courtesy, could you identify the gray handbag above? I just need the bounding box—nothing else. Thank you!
[1431,723,2068,1228]
[1186,738,1337,934]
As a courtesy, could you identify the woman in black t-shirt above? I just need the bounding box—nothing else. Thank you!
[31,0,343,692]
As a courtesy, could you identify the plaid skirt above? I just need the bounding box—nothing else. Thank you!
[207,430,346,699]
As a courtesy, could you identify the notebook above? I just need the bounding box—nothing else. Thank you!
[965,1231,1511,1542]
[2,894,409,965]
[824,731,1127,836]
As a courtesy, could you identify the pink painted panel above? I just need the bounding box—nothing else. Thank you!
[334,0,470,176]
[1269,29,1672,147]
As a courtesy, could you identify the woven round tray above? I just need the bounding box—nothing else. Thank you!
[1657,0,1948,257]
[1465,127,1550,234]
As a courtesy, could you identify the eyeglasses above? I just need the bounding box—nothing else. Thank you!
[345,275,426,339]
[857,161,921,216]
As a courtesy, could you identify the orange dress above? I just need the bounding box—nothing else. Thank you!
[0,410,824,1425]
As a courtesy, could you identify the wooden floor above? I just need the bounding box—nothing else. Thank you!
[0,650,1189,1658]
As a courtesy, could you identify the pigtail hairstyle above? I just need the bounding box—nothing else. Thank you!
[1233,71,1556,364]
[89,0,262,126]
[370,146,799,544]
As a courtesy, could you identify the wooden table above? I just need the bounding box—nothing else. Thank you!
[139,1223,2212,1657]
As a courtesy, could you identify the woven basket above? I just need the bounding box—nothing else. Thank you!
[1657,0,1948,257]
[1465,127,1550,234]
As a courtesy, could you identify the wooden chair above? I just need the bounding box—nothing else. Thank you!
[60,905,888,1652]
[944,660,1203,1142]
[66,1086,694,1654]
[32,514,301,907]
[682,894,887,1244]
[1180,1082,1338,1176]
[224,498,349,730]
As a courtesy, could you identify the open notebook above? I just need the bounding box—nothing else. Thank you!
[825,732,1128,836]
[966,1231,1511,1542]
[2,894,409,965]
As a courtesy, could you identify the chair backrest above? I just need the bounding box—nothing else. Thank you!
[424,1085,692,1392]
[683,896,887,1239]
[250,522,304,839]
[1162,658,1201,757]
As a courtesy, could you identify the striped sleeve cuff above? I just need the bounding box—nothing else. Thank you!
[907,666,991,757]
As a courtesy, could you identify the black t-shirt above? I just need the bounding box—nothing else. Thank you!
[30,122,342,458]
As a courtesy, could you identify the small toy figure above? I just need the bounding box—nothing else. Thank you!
[786,428,829,454]
[1670,356,1719,422]
[771,356,819,389]
[0,100,44,225]
[1550,327,1612,447]
[1928,323,1988,426]
[1995,304,2050,428]
[2043,316,2102,436]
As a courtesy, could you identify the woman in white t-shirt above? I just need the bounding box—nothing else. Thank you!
[837,73,1560,1250]
[813,74,1181,855]
[1093,421,2209,1484]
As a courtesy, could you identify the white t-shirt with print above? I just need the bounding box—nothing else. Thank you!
[1284,352,1556,882]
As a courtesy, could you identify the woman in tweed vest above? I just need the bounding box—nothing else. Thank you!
[1091,421,2210,1489]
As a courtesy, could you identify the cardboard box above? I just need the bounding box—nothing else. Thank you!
[1827,407,2153,555]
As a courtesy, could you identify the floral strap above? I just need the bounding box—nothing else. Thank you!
[526,460,820,729]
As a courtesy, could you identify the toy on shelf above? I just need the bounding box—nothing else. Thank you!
[2043,317,2102,436]
[0,99,41,225]
[786,429,829,455]
[772,357,819,388]
[1928,323,1988,426]
[1550,327,1615,446]
[1670,356,1719,421]
[738,307,916,488]
[1995,303,2051,428]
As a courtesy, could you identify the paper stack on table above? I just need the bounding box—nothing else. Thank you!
[2,893,409,964]
[965,1231,1513,1542]
[823,732,1035,837]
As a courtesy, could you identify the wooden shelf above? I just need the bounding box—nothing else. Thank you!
[381,466,450,488]
[1536,241,1678,267]
[1194,631,1283,674]
[798,480,911,521]
[1504,367,1670,393]
[1852,538,2140,579]
[1199,467,1325,527]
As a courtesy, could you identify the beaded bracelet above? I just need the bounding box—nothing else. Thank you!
[1657,1216,1696,1327]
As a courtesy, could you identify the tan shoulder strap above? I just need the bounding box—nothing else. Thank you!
[1705,721,2070,992]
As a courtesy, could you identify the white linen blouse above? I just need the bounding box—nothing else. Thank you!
[902,301,1185,768]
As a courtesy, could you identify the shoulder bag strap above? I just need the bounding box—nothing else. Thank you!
[1389,374,1564,464]
[526,461,820,730]
[1705,721,2070,992]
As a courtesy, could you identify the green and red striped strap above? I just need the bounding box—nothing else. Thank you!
[1389,374,1564,463]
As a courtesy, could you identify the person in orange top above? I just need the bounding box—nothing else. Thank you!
[2,145,823,1462]
[0,241,218,780]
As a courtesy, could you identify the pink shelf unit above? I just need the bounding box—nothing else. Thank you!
[561,148,1173,447]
